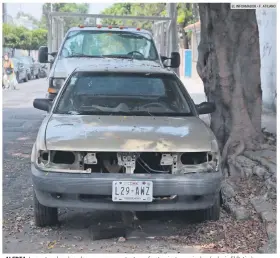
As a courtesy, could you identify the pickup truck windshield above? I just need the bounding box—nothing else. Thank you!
[60,30,159,61]
[54,72,192,117]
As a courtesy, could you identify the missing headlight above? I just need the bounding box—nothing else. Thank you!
[180,152,212,165]
[52,151,75,164]
[38,150,50,165]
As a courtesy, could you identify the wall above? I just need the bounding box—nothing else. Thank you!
[190,30,200,80]
[256,9,277,112]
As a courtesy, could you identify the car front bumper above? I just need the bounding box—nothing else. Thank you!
[32,165,222,211]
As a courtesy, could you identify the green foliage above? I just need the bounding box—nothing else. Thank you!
[30,28,48,49]
[102,3,198,29]
[102,3,166,30]
[3,24,19,49]
[3,24,47,50]
[42,3,90,32]
[176,3,196,26]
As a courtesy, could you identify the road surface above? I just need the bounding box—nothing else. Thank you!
[2,79,202,253]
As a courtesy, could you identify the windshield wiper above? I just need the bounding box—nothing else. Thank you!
[102,54,133,60]
[66,111,81,115]
[65,54,103,58]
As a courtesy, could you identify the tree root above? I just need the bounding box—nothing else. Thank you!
[259,144,276,151]
[243,151,276,175]
[221,136,232,173]
[221,136,246,177]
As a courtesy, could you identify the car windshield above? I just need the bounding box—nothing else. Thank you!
[54,72,193,117]
[59,30,159,61]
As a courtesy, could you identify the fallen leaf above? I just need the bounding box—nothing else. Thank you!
[47,241,56,249]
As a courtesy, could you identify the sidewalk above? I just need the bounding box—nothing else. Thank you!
[180,77,277,135]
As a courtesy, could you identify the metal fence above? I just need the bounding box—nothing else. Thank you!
[152,20,170,57]
[48,12,174,55]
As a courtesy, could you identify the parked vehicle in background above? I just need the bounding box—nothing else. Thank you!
[18,56,41,80]
[11,57,29,83]
[38,26,180,100]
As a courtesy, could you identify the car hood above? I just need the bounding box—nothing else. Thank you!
[45,114,216,152]
[52,58,162,78]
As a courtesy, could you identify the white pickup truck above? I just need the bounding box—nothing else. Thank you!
[38,25,180,100]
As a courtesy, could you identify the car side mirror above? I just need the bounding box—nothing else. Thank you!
[196,102,216,115]
[33,98,52,112]
[161,55,168,63]
[162,52,180,68]
[38,46,49,63]
[49,52,58,58]
[170,52,180,68]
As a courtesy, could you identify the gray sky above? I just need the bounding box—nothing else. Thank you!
[6,3,113,20]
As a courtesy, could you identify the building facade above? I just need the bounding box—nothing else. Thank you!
[256,8,276,112]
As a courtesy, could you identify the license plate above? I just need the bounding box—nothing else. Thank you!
[112,181,153,202]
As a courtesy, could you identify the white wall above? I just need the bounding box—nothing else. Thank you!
[256,9,277,112]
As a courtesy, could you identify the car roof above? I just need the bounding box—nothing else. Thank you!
[68,26,152,36]
[74,60,173,75]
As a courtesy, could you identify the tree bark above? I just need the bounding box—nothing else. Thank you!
[178,24,189,49]
[197,3,264,177]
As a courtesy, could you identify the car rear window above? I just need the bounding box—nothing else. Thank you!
[75,75,166,96]
[55,72,192,116]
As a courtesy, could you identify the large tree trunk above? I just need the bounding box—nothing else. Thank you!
[197,3,264,177]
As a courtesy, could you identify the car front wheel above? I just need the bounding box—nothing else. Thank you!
[23,72,28,82]
[16,72,20,82]
[192,195,220,222]
[33,189,58,227]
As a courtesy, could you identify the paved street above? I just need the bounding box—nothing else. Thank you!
[2,78,271,253]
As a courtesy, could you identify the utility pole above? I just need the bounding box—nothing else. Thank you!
[3,3,7,23]
[167,3,179,75]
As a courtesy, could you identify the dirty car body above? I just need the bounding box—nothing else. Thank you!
[31,61,222,225]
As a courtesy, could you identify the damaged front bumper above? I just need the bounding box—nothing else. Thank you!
[32,164,222,211]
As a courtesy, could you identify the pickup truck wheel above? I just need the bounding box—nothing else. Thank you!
[33,189,58,227]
